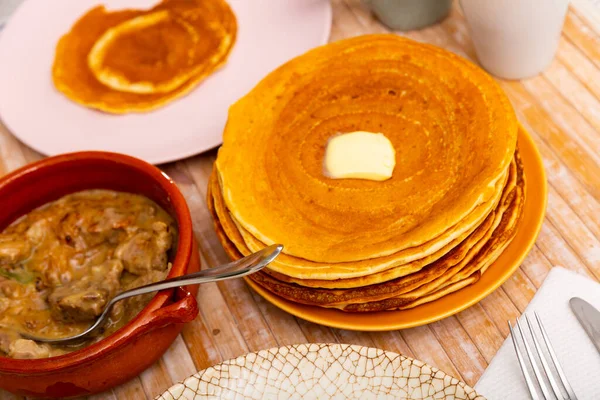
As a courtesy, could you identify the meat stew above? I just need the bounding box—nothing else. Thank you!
[0,190,177,359]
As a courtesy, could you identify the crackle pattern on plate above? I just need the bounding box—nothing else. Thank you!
[157,343,485,399]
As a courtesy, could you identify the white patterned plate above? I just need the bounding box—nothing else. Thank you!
[157,344,485,400]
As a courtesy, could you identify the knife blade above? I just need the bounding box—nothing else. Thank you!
[570,297,600,354]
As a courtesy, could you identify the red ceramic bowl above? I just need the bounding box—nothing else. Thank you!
[0,152,200,398]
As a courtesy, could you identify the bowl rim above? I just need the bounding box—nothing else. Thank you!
[0,151,194,373]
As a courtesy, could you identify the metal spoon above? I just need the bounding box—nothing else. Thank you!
[23,244,283,344]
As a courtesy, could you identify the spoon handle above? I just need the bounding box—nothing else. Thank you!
[110,244,282,304]
[22,245,283,344]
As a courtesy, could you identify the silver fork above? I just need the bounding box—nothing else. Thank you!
[508,312,578,400]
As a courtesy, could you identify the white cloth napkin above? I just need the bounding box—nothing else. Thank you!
[475,267,600,399]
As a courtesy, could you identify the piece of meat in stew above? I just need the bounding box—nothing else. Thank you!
[0,190,177,358]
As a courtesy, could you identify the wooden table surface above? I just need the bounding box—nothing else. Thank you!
[1,1,600,398]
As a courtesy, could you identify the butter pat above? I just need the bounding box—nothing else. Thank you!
[324,131,396,181]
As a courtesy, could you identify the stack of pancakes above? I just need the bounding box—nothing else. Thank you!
[208,35,526,312]
[52,0,236,113]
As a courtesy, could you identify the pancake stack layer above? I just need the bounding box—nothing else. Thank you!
[52,0,236,114]
[208,34,526,313]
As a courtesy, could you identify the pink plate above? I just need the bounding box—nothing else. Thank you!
[0,0,331,164]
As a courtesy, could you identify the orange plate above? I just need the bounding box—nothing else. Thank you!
[245,126,547,331]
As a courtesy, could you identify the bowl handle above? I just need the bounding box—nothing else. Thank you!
[131,287,199,336]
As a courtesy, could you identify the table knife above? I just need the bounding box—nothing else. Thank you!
[570,297,600,354]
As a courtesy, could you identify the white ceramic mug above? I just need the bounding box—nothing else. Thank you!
[460,0,570,80]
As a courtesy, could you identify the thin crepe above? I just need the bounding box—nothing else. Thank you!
[208,151,525,312]
[53,0,236,113]
[211,165,509,281]
[245,155,523,310]
[216,34,518,263]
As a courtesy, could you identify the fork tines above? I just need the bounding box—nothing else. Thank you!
[508,312,578,400]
